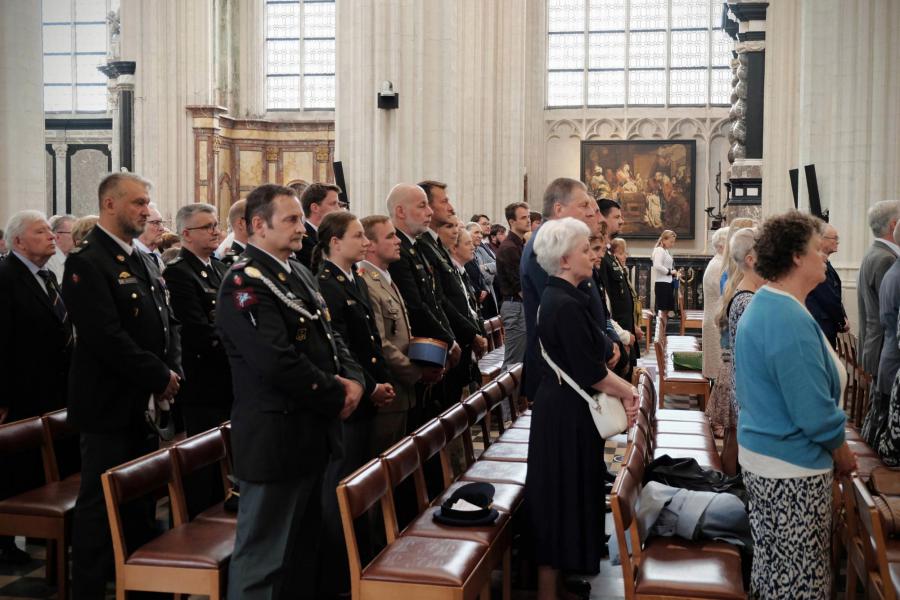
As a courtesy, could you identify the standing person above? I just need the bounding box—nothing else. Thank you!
[496,202,530,369]
[805,222,848,349]
[0,210,74,564]
[529,211,543,233]
[63,173,182,598]
[651,230,680,314]
[296,183,343,269]
[464,222,498,318]
[217,184,364,600]
[610,237,643,350]
[735,210,855,599]
[701,227,729,380]
[488,223,506,254]
[598,199,640,368]
[133,202,165,268]
[218,199,249,266]
[526,218,638,600]
[858,200,900,376]
[46,214,76,281]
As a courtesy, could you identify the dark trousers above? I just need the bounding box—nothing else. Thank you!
[180,404,232,519]
[71,426,157,599]
[318,418,374,596]
[227,473,323,600]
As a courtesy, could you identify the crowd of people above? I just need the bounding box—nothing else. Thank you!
[2,168,897,599]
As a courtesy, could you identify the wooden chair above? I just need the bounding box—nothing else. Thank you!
[169,428,234,526]
[0,414,80,599]
[481,381,508,437]
[677,286,704,336]
[654,332,709,411]
[849,477,900,600]
[641,309,654,353]
[458,396,528,487]
[101,448,233,599]
[337,458,496,600]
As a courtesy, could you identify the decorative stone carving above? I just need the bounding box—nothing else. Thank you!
[736,40,766,53]
[265,147,279,163]
[315,147,330,163]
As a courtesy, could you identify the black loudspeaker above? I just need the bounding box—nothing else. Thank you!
[789,168,799,210]
[805,164,828,222]
[333,161,349,209]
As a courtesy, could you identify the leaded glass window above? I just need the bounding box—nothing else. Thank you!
[546,0,732,107]
[265,0,336,110]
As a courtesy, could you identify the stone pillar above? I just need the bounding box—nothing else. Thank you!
[100,61,138,172]
[52,144,68,214]
[0,0,47,223]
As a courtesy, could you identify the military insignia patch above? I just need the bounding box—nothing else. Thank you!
[295,327,307,342]
[201,270,208,278]
[70,273,80,284]
[337,274,346,282]
[232,274,243,286]
[118,271,131,279]
[116,255,126,263]
[233,287,258,309]
[244,266,262,279]
[277,272,287,282]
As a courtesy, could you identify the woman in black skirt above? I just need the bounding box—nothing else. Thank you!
[526,218,638,600]
[651,229,680,312]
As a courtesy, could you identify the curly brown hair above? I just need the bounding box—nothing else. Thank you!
[754,210,819,281]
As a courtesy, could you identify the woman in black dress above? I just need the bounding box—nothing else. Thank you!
[526,217,639,600]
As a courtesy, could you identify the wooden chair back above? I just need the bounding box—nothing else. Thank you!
[852,477,896,600]
[0,416,53,483]
[411,419,452,490]
[611,462,645,599]
[438,403,476,469]
[481,381,507,436]
[169,428,230,525]
[462,392,492,453]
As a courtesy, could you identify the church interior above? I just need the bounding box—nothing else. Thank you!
[1,0,900,599]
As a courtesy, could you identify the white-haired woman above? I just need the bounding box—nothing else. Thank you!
[526,217,638,600]
[701,226,729,381]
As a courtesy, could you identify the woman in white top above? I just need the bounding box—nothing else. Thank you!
[651,229,680,312]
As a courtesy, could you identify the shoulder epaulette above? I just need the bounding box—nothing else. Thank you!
[69,245,85,255]
[232,259,250,270]
[166,256,183,266]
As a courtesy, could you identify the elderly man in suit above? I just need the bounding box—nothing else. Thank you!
[858,200,900,377]
[0,210,74,564]
[806,222,848,349]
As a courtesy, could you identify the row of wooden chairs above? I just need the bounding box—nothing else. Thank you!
[677,284,704,336]
[337,364,528,600]
[0,409,80,599]
[479,316,506,384]
[842,473,900,599]
[611,371,745,599]
[653,310,709,411]
[837,332,874,428]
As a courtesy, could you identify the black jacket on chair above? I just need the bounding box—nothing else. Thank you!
[62,227,182,433]
[216,245,365,482]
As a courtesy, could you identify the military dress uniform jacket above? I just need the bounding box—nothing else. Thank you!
[388,231,454,346]
[62,227,182,433]
[599,252,636,332]
[216,245,365,483]
[294,222,318,270]
[220,240,245,267]
[359,265,420,413]
[317,260,391,421]
[163,248,233,407]
[416,232,480,345]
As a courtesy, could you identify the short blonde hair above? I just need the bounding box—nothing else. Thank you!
[533,217,590,276]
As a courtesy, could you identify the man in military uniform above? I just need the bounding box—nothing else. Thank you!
[597,198,639,375]
[386,183,458,428]
[295,183,342,269]
[62,173,182,598]
[219,199,248,266]
[217,183,364,600]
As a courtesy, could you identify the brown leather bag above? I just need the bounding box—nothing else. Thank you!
[868,467,900,535]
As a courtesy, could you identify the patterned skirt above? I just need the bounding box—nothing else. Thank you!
[743,470,833,600]
[705,349,737,431]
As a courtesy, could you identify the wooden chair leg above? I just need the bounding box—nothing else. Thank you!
[481,580,492,599]
[502,547,511,600]
[56,533,67,600]
[845,559,857,600]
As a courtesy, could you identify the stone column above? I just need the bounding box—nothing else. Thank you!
[52,144,68,214]
[0,0,47,222]
[724,1,768,223]
[100,61,138,172]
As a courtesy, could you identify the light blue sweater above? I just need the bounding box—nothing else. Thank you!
[734,286,846,470]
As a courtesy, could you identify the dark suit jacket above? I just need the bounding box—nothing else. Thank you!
[441,262,486,395]
[388,230,454,346]
[806,260,846,348]
[417,232,479,345]
[62,227,182,433]
[220,239,245,267]
[317,260,391,421]
[858,240,899,375]
[0,254,73,421]
[599,251,636,332]
[216,245,364,482]
[294,222,318,270]
[163,248,233,407]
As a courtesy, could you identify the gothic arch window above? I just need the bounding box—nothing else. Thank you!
[42,0,118,113]
[265,0,336,111]
[547,0,732,108]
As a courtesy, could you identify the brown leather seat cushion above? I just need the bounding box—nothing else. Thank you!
[434,481,524,513]
[497,428,530,444]
[0,475,81,517]
[847,439,878,457]
[479,442,528,462]
[127,521,234,569]
[656,409,706,422]
[362,535,486,586]
[654,434,717,452]
[509,416,531,430]
[636,538,744,599]
[856,455,887,481]
[462,460,527,486]
[653,448,721,471]
[654,421,710,436]
[401,506,509,544]
[194,502,238,526]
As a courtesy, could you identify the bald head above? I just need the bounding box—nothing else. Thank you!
[228,199,249,243]
[821,223,840,256]
[386,183,433,237]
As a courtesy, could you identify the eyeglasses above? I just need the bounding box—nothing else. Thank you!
[147,220,165,227]
[185,223,221,233]
[823,235,839,242]
[55,231,72,235]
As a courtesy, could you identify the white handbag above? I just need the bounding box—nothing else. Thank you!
[540,342,628,439]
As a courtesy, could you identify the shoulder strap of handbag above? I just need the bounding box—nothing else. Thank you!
[538,307,596,406]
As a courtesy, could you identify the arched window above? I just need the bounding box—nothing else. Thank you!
[547,0,732,107]
[265,0,336,111]
[42,0,119,114]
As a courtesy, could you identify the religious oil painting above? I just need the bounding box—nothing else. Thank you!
[581,140,696,240]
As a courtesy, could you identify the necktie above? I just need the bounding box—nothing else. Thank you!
[37,270,72,346]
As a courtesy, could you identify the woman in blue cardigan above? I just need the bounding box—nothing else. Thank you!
[734,211,856,599]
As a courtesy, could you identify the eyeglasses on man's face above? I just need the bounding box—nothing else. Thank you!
[185,222,221,234]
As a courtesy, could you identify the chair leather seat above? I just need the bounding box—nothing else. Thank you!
[462,460,527,486]
[684,310,704,320]
[855,455,886,480]
[654,421,710,436]
[656,409,706,422]
[664,369,707,383]
[362,535,486,586]
[654,434,717,452]
[126,521,234,569]
[479,442,528,462]
[510,416,531,429]
[636,538,744,599]
[845,427,862,441]
[847,439,878,457]
[888,560,900,594]
[433,481,524,513]
[497,428,530,443]
[194,502,238,526]
[402,506,509,544]
[653,448,721,470]
[0,475,81,517]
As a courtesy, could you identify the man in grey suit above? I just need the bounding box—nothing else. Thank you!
[858,200,900,377]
